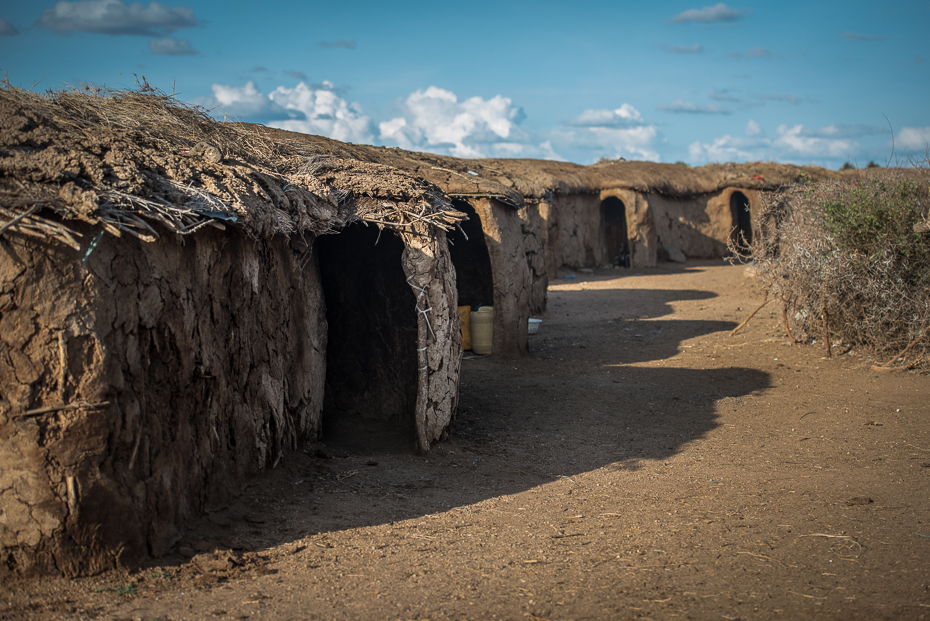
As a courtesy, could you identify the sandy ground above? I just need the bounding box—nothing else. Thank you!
[3,260,929,620]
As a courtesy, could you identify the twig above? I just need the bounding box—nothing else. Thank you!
[619,561,700,570]
[822,293,832,357]
[782,293,795,346]
[881,324,930,368]
[22,401,109,417]
[730,287,770,336]
[0,204,40,237]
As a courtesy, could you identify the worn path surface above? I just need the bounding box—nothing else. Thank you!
[3,260,929,620]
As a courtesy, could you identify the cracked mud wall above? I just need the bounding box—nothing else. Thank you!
[470,199,530,358]
[517,203,548,317]
[0,224,326,576]
[399,224,461,452]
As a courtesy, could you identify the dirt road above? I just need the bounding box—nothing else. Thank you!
[4,260,929,620]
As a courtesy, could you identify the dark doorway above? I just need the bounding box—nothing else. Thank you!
[316,224,418,453]
[446,200,494,308]
[600,197,630,268]
[729,191,753,256]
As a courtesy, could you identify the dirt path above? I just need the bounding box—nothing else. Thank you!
[4,261,929,620]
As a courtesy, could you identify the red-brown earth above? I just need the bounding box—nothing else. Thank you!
[2,260,928,620]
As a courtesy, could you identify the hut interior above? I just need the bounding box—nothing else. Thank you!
[316,224,419,453]
[600,196,630,268]
[446,199,494,310]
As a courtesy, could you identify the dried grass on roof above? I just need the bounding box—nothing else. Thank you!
[0,81,464,250]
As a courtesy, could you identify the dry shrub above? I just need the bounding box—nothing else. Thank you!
[743,166,930,369]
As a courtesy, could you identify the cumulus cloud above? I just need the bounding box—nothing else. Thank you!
[197,81,375,143]
[668,3,747,24]
[660,43,704,54]
[267,82,374,144]
[284,70,308,81]
[565,105,644,127]
[37,0,199,36]
[897,127,930,151]
[199,81,286,119]
[657,99,729,114]
[320,39,356,49]
[0,19,19,35]
[378,86,530,158]
[689,122,863,163]
[149,36,196,55]
[555,105,660,161]
[841,32,890,41]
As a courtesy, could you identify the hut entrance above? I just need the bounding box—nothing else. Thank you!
[600,197,630,268]
[317,224,418,453]
[729,191,753,255]
[447,200,494,309]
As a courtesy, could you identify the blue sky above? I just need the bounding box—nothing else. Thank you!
[1,0,928,168]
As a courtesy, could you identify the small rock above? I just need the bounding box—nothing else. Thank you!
[846,497,873,506]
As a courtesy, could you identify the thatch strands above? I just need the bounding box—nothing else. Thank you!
[0,82,465,246]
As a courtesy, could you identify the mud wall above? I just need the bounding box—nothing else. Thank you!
[0,224,326,576]
[398,224,462,451]
[517,202,548,317]
[646,188,759,259]
[599,190,657,269]
[542,192,657,271]
[470,198,530,358]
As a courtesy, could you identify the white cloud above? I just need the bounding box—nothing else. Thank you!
[657,99,729,114]
[773,124,855,157]
[689,122,861,163]
[268,82,374,144]
[377,86,528,158]
[37,0,199,36]
[669,3,746,24]
[200,81,283,119]
[567,105,643,127]
[0,19,19,35]
[897,127,930,151]
[149,36,196,55]
[555,104,660,161]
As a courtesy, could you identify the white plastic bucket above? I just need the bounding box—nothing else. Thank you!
[470,306,493,355]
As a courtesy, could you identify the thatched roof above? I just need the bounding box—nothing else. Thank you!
[249,126,845,206]
[0,84,464,250]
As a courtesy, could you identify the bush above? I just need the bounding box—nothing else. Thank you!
[743,168,930,368]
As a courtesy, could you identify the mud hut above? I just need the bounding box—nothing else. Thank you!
[245,129,542,358]
[0,85,464,576]
[442,159,840,272]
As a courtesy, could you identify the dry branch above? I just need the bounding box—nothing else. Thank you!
[730,288,770,336]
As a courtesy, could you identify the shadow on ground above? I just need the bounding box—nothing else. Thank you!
[166,270,770,564]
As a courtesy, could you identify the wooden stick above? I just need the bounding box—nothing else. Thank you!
[730,288,770,336]
[882,324,930,368]
[0,204,40,236]
[782,294,795,346]
[22,401,110,417]
[822,294,832,357]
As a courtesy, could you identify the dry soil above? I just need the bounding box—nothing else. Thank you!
[2,260,929,621]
